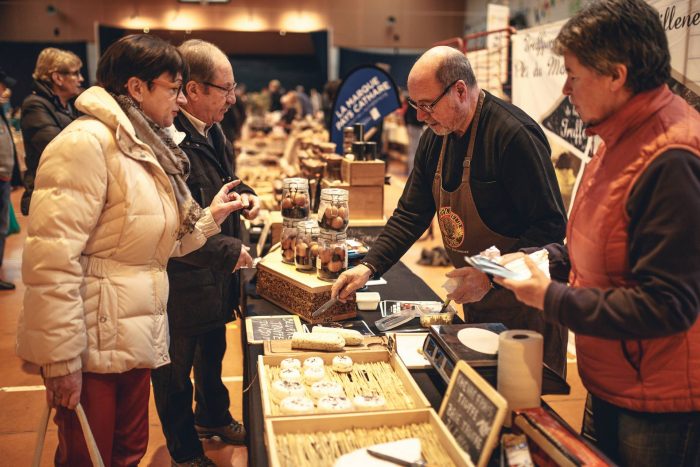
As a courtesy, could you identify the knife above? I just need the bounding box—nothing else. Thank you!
[365,448,427,467]
[311,297,339,318]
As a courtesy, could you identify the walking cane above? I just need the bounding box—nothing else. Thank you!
[32,402,105,467]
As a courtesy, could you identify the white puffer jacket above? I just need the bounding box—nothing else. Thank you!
[16,86,220,377]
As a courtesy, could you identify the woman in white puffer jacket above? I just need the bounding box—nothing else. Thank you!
[16,34,245,466]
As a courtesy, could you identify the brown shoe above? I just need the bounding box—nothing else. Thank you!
[171,454,216,467]
[195,421,246,445]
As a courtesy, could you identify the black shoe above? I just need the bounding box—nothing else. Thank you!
[171,455,216,467]
[0,279,15,290]
[195,420,246,445]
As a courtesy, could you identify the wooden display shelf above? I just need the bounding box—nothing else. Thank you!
[341,159,386,186]
[258,349,431,418]
[321,179,384,220]
[256,250,356,323]
[265,409,473,467]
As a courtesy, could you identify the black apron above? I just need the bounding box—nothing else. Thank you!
[431,91,567,377]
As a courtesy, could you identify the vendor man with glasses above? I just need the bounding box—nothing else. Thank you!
[332,45,569,376]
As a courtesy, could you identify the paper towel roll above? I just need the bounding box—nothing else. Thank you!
[497,330,543,412]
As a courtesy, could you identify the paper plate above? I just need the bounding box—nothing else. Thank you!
[457,327,500,354]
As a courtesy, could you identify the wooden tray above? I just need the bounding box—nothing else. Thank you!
[256,251,357,323]
[264,409,473,467]
[257,349,430,418]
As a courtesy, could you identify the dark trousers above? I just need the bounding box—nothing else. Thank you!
[0,179,10,266]
[54,368,150,467]
[582,393,700,466]
[151,326,233,462]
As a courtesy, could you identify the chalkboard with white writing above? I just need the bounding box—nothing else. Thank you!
[439,360,507,466]
[245,315,302,344]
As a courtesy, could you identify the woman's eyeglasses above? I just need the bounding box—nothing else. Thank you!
[151,78,184,97]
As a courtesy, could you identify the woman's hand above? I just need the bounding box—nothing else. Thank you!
[209,180,245,225]
[494,256,550,310]
[44,370,82,410]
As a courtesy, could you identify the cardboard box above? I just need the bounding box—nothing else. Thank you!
[256,250,356,323]
[341,159,385,186]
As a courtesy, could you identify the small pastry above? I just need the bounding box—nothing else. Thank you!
[353,393,387,410]
[332,355,353,373]
[317,395,353,413]
[280,358,301,371]
[303,366,325,384]
[271,380,306,402]
[279,368,302,383]
[303,356,325,370]
[310,380,344,399]
[279,396,315,415]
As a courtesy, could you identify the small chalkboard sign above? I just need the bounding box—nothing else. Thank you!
[439,360,507,467]
[245,315,302,344]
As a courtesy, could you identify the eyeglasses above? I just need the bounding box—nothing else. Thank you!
[58,70,82,78]
[407,79,460,114]
[151,78,184,97]
[202,81,237,97]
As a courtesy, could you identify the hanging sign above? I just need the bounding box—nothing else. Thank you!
[330,65,401,150]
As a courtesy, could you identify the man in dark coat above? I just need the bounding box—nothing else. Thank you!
[151,39,260,467]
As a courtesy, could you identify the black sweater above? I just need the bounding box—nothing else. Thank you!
[543,149,700,340]
[364,91,567,275]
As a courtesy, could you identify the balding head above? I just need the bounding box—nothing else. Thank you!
[409,46,476,90]
[179,39,230,85]
[406,46,480,136]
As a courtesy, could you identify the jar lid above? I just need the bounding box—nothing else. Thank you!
[320,188,349,201]
[283,177,309,190]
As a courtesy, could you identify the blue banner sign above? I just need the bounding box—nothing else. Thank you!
[330,65,401,151]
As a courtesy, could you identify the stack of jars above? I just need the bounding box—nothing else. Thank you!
[280,178,310,264]
[317,188,349,282]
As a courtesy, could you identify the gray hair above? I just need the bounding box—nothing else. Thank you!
[178,39,227,86]
[435,52,476,88]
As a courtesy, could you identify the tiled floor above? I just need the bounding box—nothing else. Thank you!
[0,161,585,466]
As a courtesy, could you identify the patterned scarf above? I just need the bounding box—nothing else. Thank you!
[112,93,202,239]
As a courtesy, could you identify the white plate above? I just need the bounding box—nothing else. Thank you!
[457,327,500,354]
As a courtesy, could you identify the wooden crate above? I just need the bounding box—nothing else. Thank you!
[258,350,431,418]
[265,409,473,467]
[341,159,385,186]
[321,180,384,220]
[256,251,356,323]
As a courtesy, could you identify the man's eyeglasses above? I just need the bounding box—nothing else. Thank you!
[151,78,184,97]
[407,79,460,114]
[202,81,237,98]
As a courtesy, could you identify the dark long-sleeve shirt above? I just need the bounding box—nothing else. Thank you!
[364,91,567,275]
[544,149,700,340]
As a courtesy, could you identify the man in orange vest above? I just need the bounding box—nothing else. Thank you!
[498,0,700,464]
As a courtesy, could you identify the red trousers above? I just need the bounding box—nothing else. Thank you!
[54,368,150,467]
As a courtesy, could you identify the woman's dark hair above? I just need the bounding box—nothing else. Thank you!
[97,34,188,94]
[554,0,670,94]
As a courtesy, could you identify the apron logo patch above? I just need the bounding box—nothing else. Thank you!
[438,207,464,249]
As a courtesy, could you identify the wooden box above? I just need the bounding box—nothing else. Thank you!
[265,409,473,467]
[256,251,356,323]
[321,179,384,220]
[341,159,385,186]
[258,350,431,418]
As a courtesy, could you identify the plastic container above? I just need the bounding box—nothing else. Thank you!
[317,232,347,282]
[294,220,320,272]
[318,188,349,232]
[280,219,299,264]
[356,292,381,311]
[418,305,456,328]
[280,178,310,219]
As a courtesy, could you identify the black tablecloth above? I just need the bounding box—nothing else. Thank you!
[242,261,453,467]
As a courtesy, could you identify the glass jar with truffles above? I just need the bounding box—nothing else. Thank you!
[318,188,349,232]
[317,232,347,281]
[294,220,320,272]
[280,219,299,264]
[281,178,310,219]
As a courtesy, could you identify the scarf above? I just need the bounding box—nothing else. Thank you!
[113,94,202,239]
